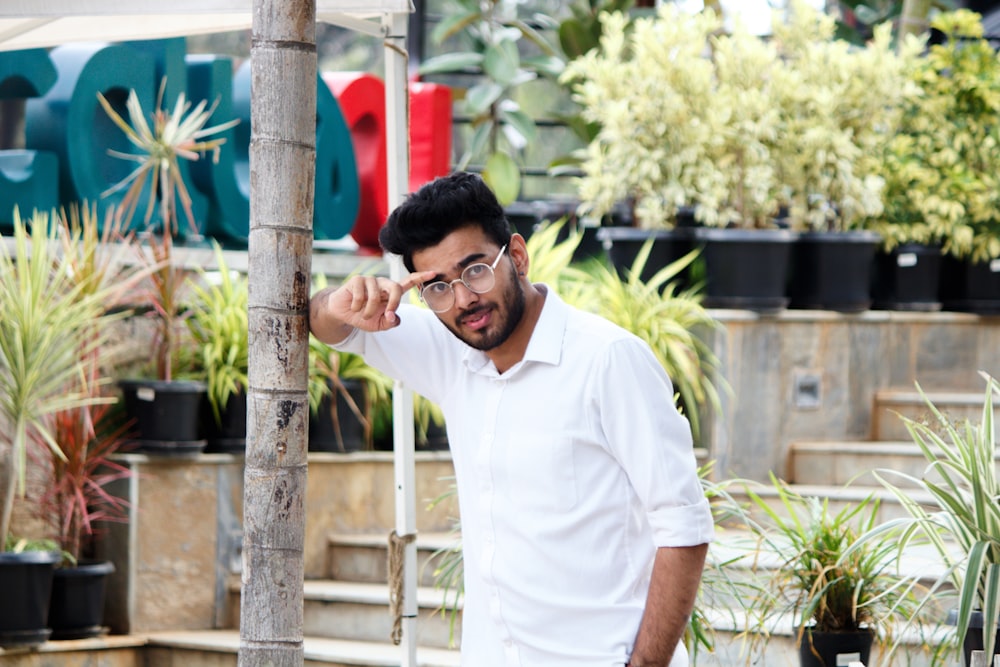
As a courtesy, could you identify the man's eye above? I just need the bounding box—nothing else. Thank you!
[465,264,488,279]
[426,282,450,295]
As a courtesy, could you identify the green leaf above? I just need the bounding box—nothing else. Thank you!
[523,54,566,79]
[559,18,597,59]
[482,152,521,206]
[429,8,482,44]
[463,82,503,116]
[459,123,492,169]
[499,107,537,145]
[483,40,520,87]
[418,51,484,76]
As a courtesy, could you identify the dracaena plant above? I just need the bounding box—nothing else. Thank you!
[186,243,249,426]
[33,400,132,565]
[98,79,238,380]
[861,373,1000,663]
[0,209,124,548]
[739,475,931,666]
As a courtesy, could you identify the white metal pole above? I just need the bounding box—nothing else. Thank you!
[383,10,418,667]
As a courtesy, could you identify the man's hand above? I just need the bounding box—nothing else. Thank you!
[309,271,436,344]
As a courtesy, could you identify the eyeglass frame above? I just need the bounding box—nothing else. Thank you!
[418,244,509,312]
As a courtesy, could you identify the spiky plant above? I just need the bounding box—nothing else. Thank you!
[0,210,122,547]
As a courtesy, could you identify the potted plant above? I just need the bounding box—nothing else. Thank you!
[770,4,922,311]
[562,4,794,311]
[186,242,249,453]
[25,202,149,642]
[739,474,931,667]
[35,401,129,640]
[868,10,1000,314]
[0,209,122,647]
[563,2,921,312]
[98,81,238,454]
[863,373,1000,667]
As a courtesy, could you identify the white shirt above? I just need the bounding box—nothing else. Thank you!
[335,288,715,667]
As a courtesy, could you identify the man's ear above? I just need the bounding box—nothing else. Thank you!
[509,233,530,276]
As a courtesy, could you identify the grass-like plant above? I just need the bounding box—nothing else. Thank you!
[0,210,122,547]
[865,372,1000,662]
[187,243,249,426]
[740,474,930,665]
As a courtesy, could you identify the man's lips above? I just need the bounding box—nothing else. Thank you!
[460,307,491,331]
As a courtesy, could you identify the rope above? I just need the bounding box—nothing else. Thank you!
[388,529,417,645]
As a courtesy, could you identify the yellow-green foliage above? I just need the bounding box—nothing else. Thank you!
[769,8,922,231]
[873,10,1000,262]
[562,1,920,231]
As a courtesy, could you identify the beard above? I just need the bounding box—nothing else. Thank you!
[443,273,526,352]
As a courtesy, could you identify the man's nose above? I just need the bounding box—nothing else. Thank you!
[452,281,480,309]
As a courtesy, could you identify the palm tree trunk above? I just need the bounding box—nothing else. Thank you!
[899,0,932,42]
[239,1,315,666]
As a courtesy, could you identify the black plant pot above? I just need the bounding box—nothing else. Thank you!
[119,379,209,455]
[798,627,873,667]
[204,390,247,454]
[596,226,696,289]
[691,227,797,313]
[0,550,60,648]
[787,230,879,312]
[871,243,943,311]
[48,560,115,640]
[940,255,1000,314]
[309,379,368,452]
[948,609,1000,667]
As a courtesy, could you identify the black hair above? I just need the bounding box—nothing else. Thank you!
[378,171,512,272]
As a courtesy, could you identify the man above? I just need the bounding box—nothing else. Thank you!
[309,172,714,666]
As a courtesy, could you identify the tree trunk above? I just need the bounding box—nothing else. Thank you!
[899,0,932,43]
[239,2,315,667]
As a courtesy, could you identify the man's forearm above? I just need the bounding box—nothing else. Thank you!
[628,543,709,667]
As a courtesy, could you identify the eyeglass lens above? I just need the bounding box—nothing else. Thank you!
[421,245,507,312]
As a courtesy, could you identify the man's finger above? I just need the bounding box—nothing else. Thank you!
[398,270,438,292]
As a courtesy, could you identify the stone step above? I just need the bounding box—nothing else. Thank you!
[328,532,459,588]
[788,440,936,486]
[872,388,997,441]
[227,579,462,650]
[0,635,145,667]
[724,479,938,526]
[144,630,460,667]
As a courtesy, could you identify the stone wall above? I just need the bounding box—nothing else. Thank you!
[701,309,1000,482]
[95,451,457,634]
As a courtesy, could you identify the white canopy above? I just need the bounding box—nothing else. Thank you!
[0,0,413,50]
[0,2,421,665]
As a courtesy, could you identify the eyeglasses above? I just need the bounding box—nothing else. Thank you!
[419,244,508,313]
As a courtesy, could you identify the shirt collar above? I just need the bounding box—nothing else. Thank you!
[462,285,567,376]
